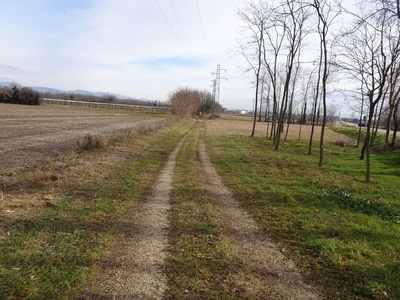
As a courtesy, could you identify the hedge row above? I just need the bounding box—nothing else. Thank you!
[0,84,40,105]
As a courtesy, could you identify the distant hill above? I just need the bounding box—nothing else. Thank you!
[0,82,140,100]
[33,86,134,100]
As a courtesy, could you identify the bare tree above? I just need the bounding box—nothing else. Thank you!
[262,3,286,141]
[298,72,312,141]
[308,70,320,155]
[168,87,200,118]
[337,1,400,182]
[385,57,400,146]
[274,0,310,150]
[326,103,338,125]
[285,51,302,141]
[258,71,267,122]
[307,0,341,166]
[237,1,268,137]
[197,89,218,115]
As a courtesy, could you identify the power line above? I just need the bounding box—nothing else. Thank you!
[195,0,211,64]
[169,0,200,66]
[155,0,193,66]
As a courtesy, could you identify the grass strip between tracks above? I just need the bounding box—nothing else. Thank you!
[165,121,244,299]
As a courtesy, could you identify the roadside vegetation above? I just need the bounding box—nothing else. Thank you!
[1,111,399,299]
[205,116,400,299]
[0,83,40,105]
[237,0,400,184]
[0,118,193,299]
[168,87,223,118]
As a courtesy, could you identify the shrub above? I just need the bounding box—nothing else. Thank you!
[0,84,40,105]
[77,134,106,151]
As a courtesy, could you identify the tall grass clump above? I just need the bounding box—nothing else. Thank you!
[77,134,107,151]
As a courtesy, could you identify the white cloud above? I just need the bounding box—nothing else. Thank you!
[0,0,260,109]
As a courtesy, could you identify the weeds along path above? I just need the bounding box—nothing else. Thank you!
[96,132,188,299]
[93,121,320,299]
[165,123,321,299]
[198,137,320,299]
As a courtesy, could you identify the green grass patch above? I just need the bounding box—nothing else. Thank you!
[332,125,365,140]
[318,188,400,223]
[331,125,387,150]
[0,119,194,299]
[165,122,241,299]
[205,120,400,299]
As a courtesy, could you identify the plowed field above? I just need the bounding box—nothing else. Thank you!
[0,103,170,172]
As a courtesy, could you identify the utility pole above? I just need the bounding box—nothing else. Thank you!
[211,64,227,104]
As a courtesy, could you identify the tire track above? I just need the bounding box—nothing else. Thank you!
[197,133,321,299]
[96,134,188,299]
[89,123,321,299]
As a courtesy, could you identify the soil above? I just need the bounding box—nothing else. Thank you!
[94,133,188,299]
[0,103,167,172]
[0,103,171,243]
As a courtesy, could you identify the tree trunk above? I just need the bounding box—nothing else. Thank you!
[357,92,365,148]
[308,93,319,155]
[251,30,264,137]
[364,107,375,183]
[275,77,291,150]
[371,98,385,146]
[284,97,294,141]
[385,105,394,145]
[308,61,321,156]
[391,104,399,145]
[318,15,328,167]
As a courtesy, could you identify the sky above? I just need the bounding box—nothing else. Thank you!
[0,0,255,110]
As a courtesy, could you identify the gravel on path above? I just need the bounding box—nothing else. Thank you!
[95,135,187,299]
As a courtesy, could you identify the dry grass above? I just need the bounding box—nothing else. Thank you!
[77,134,108,150]
[0,114,351,245]
[0,104,174,246]
[215,115,355,147]
[0,102,171,171]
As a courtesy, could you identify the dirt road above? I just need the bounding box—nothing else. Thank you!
[91,123,321,299]
[97,133,188,299]
[1,104,321,298]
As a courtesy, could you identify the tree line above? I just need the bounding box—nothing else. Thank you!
[40,91,167,107]
[168,87,223,118]
[237,0,400,183]
[0,83,169,108]
[0,83,40,105]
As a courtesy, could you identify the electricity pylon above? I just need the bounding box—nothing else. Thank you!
[211,64,227,103]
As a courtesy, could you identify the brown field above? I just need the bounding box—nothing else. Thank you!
[0,103,173,240]
[0,103,170,172]
[218,114,354,144]
[0,107,350,243]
